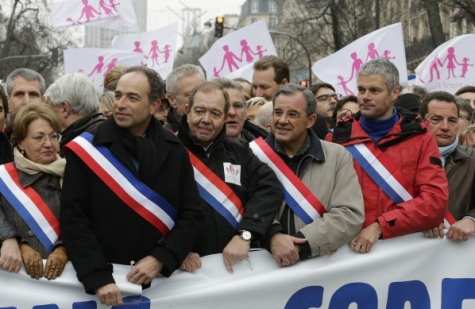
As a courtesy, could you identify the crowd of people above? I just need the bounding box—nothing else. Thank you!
[0,55,473,306]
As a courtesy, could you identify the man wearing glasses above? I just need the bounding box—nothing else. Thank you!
[327,58,448,253]
[255,83,364,267]
[419,91,475,242]
[311,83,342,129]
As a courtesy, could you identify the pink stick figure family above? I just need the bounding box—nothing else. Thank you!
[337,42,397,95]
[133,41,172,67]
[67,0,120,25]
[422,47,473,83]
[86,55,118,86]
[213,39,268,77]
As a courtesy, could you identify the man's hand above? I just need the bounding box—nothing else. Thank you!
[270,233,307,267]
[447,217,475,242]
[44,246,68,280]
[180,252,202,272]
[19,243,43,279]
[222,235,251,273]
[95,283,123,306]
[350,222,382,253]
[422,222,445,239]
[0,238,22,273]
[126,256,163,285]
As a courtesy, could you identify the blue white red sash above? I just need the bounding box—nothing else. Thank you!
[346,142,455,225]
[249,137,326,225]
[0,163,59,253]
[66,133,177,235]
[186,150,243,228]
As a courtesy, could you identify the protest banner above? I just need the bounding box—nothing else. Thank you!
[51,0,139,32]
[1,233,474,308]
[111,23,178,79]
[64,48,142,91]
[415,34,475,94]
[312,23,407,95]
[199,20,277,81]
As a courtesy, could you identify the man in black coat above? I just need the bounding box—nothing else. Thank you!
[176,82,282,273]
[60,66,203,306]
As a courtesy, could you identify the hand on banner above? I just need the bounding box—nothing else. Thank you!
[223,235,251,273]
[127,255,163,285]
[270,233,307,267]
[447,217,475,242]
[96,283,124,307]
[350,222,382,253]
[19,243,43,279]
[422,222,445,239]
[44,246,68,280]
[0,237,22,273]
[180,252,202,272]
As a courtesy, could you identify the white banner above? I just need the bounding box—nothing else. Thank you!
[64,48,143,91]
[312,23,407,95]
[415,34,475,94]
[111,23,179,79]
[51,0,139,32]
[199,20,277,81]
[1,233,475,308]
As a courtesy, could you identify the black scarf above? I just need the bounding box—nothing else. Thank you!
[112,118,161,185]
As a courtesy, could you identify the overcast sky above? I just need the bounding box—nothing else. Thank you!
[147,0,246,32]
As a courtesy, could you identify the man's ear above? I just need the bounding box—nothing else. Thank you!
[168,93,177,109]
[150,99,161,115]
[61,102,71,117]
[281,78,289,85]
[306,114,317,129]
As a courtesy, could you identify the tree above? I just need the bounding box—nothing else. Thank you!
[0,0,79,84]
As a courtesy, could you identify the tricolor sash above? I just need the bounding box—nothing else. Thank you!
[249,137,327,225]
[66,133,177,235]
[346,142,454,225]
[186,150,244,228]
[0,163,59,253]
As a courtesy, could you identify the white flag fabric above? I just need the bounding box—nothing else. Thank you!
[51,0,139,32]
[415,34,475,94]
[111,23,178,79]
[199,20,277,81]
[64,48,142,91]
[312,23,407,95]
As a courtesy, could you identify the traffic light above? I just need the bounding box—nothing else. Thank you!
[299,80,308,87]
[215,17,225,38]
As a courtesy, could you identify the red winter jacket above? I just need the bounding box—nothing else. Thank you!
[326,109,448,239]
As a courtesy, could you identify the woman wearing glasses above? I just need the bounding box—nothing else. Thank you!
[0,104,67,280]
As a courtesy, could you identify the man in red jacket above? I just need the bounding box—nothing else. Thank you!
[327,58,448,253]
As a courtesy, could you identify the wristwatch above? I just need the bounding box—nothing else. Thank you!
[237,230,252,242]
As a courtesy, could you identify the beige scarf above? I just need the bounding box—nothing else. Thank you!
[13,147,66,187]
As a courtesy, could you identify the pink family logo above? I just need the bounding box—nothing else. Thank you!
[226,165,239,176]
[66,0,120,26]
[83,55,118,86]
[420,47,473,83]
[213,39,268,77]
[337,42,397,95]
[133,41,173,67]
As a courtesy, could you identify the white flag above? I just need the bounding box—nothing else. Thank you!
[111,23,178,79]
[199,20,277,81]
[415,34,475,94]
[312,23,407,95]
[51,0,139,32]
[64,48,142,91]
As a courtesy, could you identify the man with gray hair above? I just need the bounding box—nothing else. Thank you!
[6,68,45,118]
[165,64,206,132]
[327,58,448,253]
[45,73,104,155]
[256,83,364,267]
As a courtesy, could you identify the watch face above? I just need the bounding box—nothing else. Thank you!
[242,231,252,241]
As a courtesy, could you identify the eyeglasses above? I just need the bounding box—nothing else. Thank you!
[316,94,342,102]
[274,109,302,119]
[425,114,459,127]
[30,133,62,144]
